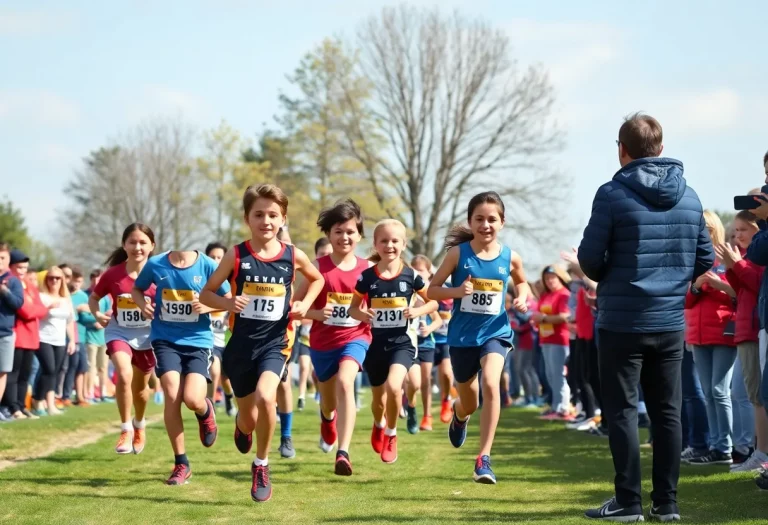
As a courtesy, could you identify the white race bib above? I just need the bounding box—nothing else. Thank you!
[460,278,503,315]
[324,292,361,327]
[435,310,451,336]
[160,289,199,323]
[371,296,407,329]
[241,282,286,322]
[116,294,151,328]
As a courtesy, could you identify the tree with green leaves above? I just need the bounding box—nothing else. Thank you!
[0,198,57,268]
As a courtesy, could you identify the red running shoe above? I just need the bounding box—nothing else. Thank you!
[197,398,218,448]
[234,416,253,454]
[251,464,272,502]
[334,451,352,476]
[166,463,192,485]
[319,411,337,453]
[381,434,398,464]
[371,424,385,454]
[440,399,452,424]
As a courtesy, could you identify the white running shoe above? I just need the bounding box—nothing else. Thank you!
[730,451,768,472]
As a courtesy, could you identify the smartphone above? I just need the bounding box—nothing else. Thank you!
[734,185,768,210]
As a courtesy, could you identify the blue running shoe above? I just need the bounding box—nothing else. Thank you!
[448,413,469,448]
[406,405,419,435]
[473,455,496,484]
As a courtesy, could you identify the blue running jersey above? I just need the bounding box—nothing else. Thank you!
[447,242,512,347]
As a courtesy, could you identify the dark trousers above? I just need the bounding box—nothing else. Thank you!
[534,340,552,405]
[598,329,684,507]
[681,348,709,450]
[63,343,87,400]
[34,343,67,402]
[2,348,35,413]
[573,337,598,418]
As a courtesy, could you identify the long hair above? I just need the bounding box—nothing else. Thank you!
[105,223,155,267]
[369,219,407,264]
[410,254,433,278]
[702,210,725,247]
[41,266,70,299]
[444,191,506,250]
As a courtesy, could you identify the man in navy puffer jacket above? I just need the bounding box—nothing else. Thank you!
[579,113,714,522]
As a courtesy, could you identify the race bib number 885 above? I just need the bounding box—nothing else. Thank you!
[460,278,503,315]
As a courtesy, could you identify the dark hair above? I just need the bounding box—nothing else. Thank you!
[89,269,102,280]
[0,242,8,253]
[317,199,364,236]
[444,192,506,250]
[71,267,84,280]
[618,112,663,160]
[735,210,759,227]
[105,223,155,267]
[314,237,331,256]
[243,183,288,217]
[410,254,433,277]
[58,263,70,271]
[205,241,227,257]
[763,150,768,166]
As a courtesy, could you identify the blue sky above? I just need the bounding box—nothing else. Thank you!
[1,1,766,265]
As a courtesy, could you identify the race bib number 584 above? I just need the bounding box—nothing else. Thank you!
[324,292,360,327]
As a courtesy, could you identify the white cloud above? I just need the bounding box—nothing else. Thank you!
[0,90,81,126]
[650,88,744,136]
[0,8,76,36]
[126,85,213,122]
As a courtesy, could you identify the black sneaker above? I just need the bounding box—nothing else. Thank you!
[278,436,296,459]
[687,449,732,466]
[680,446,708,463]
[251,464,272,502]
[756,469,768,490]
[585,497,644,522]
[297,398,305,412]
[406,405,419,434]
[732,447,754,465]
[648,503,681,522]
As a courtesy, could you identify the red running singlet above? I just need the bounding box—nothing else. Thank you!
[309,255,372,351]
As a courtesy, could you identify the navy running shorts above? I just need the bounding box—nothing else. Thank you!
[153,340,213,382]
[417,347,436,365]
[364,339,416,388]
[223,336,288,398]
[450,338,512,384]
[290,340,311,364]
[433,343,450,364]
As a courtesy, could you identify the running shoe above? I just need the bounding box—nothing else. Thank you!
[420,415,433,432]
[197,398,218,447]
[473,455,496,484]
[680,447,707,464]
[251,464,272,502]
[567,417,598,432]
[732,447,754,466]
[512,397,527,407]
[166,463,191,485]
[21,408,39,419]
[730,451,767,472]
[371,424,385,454]
[32,409,47,417]
[335,450,352,476]
[687,450,732,466]
[62,398,72,408]
[439,399,452,424]
[133,427,146,455]
[278,437,296,459]
[319,411,337,453]
[584,497,644,522]
[234,418,253,454]
[11,411,28,420]
[297,397,305,412]
[538,408,555,419]
[399,393,408,419]
[756,468,768,490]
[448,413,469,448]
[406,406,419,434]
[381,434,398,464]
[649,502,681,522]
[115,430,133,454]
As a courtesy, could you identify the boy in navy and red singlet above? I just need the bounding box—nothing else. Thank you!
[296,199,372,476]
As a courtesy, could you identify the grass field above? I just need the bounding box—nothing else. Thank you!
[0,394,766,524]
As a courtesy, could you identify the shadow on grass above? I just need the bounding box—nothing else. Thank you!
[12,490,255,508]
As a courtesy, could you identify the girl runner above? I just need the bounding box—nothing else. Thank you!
[406,255,443,432]
[205,242,236,417]
[349,219,438,464]
[132,249,230,485]
[297,199,372,475]
[428,191,530,484]
[433,297,455,424]
[200,183,324,503]
[89,223,156,455]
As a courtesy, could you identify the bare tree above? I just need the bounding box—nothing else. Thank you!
[340,6,568,260]
[61,117,202,267]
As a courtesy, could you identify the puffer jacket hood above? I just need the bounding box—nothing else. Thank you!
[613,157,686,210]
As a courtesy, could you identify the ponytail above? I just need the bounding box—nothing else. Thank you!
[105,247,128,267]
[444,225,474,251]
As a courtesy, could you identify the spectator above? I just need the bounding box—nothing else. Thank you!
[683,211,737,466]
[2,250,47,420]
[63,268,92,406]
[578,113,713,521]
[85,269,111,402]
[34,266,76,416]
[0,243,25,422]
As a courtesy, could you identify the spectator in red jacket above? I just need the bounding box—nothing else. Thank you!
[684,211,737,466]
[1,250,48,420]
[718,210,768,471]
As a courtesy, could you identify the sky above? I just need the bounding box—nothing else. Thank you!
[1,0,766,266]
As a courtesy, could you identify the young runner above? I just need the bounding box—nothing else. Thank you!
[406,255,443,432]
[428,191,530,484]
[294,238,332,412]
[349,219,438,464]
[132,249,230,485]
[274,227,296,460]
[433,296,455,424]
[297,199,372,475]
[89,223,156,455]
[200,183,324,503]
[205,242,236,417]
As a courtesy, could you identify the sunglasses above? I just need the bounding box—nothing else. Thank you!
[47,276,62,282]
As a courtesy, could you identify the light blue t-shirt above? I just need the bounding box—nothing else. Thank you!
[134,252,230,349]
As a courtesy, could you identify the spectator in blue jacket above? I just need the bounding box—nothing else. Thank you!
[0,242,25,422]
[579,113,714,522]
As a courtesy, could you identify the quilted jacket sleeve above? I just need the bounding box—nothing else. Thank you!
[578,185,612,282]
[692,214,715,281]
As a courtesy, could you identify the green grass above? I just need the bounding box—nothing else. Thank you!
[0,395,765,524]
